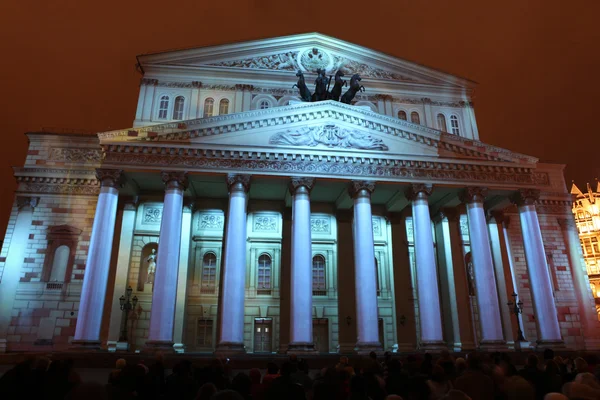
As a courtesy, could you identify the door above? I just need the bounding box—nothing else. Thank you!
[253,318,272,353]
[378,318,384,348]
[313,318,329,353]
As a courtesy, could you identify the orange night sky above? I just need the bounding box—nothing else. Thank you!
[1,1,599,235]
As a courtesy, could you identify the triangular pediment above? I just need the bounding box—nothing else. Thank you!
[99,101,536,167]
[137,33,475,88]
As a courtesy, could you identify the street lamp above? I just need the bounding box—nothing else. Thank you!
[507,292,525,342]
[119,286,138,342]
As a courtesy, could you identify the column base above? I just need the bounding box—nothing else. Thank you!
[287,342,318,354]
[144,340,175,353]
[173,343,186,354]
[419,340,448,352]
[107,341,130,352]
[535,339,565,350]
[584,338,600,351]
[338,342,356,354]
[355,341,383,355]
[478,340,507,352]
[70,340,103,351]
[214,341,246,356]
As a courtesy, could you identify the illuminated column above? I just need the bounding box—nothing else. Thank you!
[288,177,315,352]
[406,183,444,348]
[558,218,599,336]
[350,181,381,353]
[146,171,188,350]
[73,169,123,346]
[0,197,38,353]
[216,174,250,354]
[173,203,193,353]
[461,187,505,347]
[512,189,562,346]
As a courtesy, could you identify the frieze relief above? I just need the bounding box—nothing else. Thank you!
[19,182,100,196]
[311,217,330,234]
[372,217,382,236]
[49,148,102,163]
[199,214,224,230]
[143,206,162,224]
[269,125,389,151]
[208,51,300,71]
[254,216,277,232]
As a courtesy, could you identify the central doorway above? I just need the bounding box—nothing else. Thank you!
[313,318,329,353]
[253,318,273,353]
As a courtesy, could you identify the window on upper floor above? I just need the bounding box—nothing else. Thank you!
[201,252,217,294]
[204,98,215,118]
[158,95,170,119]
[437,114,447,132]
[312,255,326,296]
[259,100,270,110]
[450,115,460,135]
[257,254,272,295]
[410,112,420,124]
[219,99,230,115]
[397,110,407,121]
[172,96,185,120]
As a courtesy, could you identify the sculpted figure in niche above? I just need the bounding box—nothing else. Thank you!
[146,249,157,284]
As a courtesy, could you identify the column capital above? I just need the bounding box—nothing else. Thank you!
[289,177,315,195]
[96,168,123,189]
[349,180,376,198]
[511,189,540,206]
[405,183,433,201]
[226,174,251,193]
[460,187,488,204]
[161,171,188,190]
[557,217,577,230]
[16,196,39,210]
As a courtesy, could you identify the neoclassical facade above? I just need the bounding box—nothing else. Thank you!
[0,33,598,354]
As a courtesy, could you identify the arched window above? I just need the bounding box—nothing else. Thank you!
[450,115,460,135]
[397,110,407,121]
[49,245,70,282]
[375,258,381,296]
[172,96,185,120]
[203,98,214,118]
[158,95,170,119]
[219,99,230,115]
[410,112,420,124]
[312,255,326,296]
[437,114,447,132]
[259,100,270,110]
[257,254,272,295]
[201,252,217,294]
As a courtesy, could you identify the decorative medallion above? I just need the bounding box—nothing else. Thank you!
[311,217,330,234]
[199,214,224,230]
[254,216,277,232]
[143,206,162,224]
[270,124,388,151]
[299,48,331,71]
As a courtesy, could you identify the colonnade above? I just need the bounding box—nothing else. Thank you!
[72,169,565,352]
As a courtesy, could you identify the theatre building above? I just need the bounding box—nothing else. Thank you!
[0,33,598,354]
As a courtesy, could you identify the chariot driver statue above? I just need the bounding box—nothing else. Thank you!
[146,249,157,284]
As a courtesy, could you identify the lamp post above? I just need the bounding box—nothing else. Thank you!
[507,292,526,342]
[119,286,138,342]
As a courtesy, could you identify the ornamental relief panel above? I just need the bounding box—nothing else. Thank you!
[254,216,277,232]
[311,217,330,234]
[143,206,162,225]
[372,217,382,236]
[49,148,102,163]
[198,214,224,230]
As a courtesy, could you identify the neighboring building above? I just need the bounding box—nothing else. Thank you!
[0,33,598,354]
[571,182,600,316]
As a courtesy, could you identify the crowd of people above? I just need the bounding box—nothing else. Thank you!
[1,349,600,400]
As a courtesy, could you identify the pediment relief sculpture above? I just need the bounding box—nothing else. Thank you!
[269,124,389,151]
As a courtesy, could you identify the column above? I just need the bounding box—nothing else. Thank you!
[558,218,599,339]
[73,169,123,347]
[406,184,444,348]
[146,171,188,350]
[173,203,193,353]
[434,208,476,351]
[288,177,316,352]
[461,187,505,347]
[0,197,38,352]
[141,79,158,121]
[512,189,563,346]
[107,199,137,352]
[488,212,521,348]
[216,174,250,354]
[349,181,381,353]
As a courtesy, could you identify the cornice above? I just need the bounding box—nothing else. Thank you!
[16,175,100,196]
[98,101,537,165]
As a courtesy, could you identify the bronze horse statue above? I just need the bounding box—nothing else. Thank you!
[341,74,365,104]
[292,70,312,102]
[330,70,347,101]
